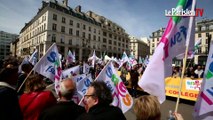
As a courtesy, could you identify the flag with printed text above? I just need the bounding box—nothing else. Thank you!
[138,0,196,103]
[96,61,133,113]
[193,41,213,120]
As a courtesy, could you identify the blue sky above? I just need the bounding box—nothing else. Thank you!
[0,0,212,38]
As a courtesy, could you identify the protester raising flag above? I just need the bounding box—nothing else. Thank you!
[88,50,100,68]
[95,61,133,113]
[28,49,38,65]
[33,43,62,94]
[138,0,195,103]
[129,51,137,67]
[18,56,30,73]
[193,41,213,120]
[66,50,75,66]
[118,51,129,68]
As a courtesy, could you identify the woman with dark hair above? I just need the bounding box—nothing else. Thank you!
[19,74,56,120]
[77,81,126,120]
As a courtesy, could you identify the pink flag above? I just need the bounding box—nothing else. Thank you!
[193,41,213,119]
[138,0,195,103]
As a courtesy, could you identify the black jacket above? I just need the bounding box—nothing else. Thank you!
[39,100,85,120]
[77,104,126,120]
[0,85,23,120]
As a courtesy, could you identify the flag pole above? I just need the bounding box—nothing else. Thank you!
[174,0,196,112]
[17,43,56,93]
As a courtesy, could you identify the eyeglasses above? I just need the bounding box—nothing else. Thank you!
[84,94,95,99]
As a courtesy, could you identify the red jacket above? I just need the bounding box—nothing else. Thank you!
[19,91,56,120]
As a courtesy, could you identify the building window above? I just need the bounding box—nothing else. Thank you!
[69,28,72,35]
[69,39,72,45]
[88,34,91,39]
[69,20,73,25]
[61,36,65,44]
[76,30,79,36]
[109,40,112,44]
[62,17,66,23]
[52,23,57,31]
[89,27,91,32]
[77,23,80,28]
[82,32,85,38]
[83,25,86,30]
[102,45,106,48]
[44,23,46,30]
[114,41,117,45]
[114,36,117,39]
[98,36,100,41]
[103,38,107,43]
[93,35,96,41]
[103,32,107,36]
[61,26,65,33]
[53,14,57,21]
[198,33,201,37]
[118,37,121,41]
[109,34,112,38]
[52,34,56,42]
[94,29,96,33]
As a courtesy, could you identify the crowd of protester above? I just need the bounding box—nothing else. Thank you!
[0,55,186,120]
[172,65,204,78]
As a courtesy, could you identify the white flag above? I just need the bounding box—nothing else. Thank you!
[18,56,30,73]
[62,65,80,78]
[118,51,129,68]
[138,0,195,103]
[34,43,59,81]
[96,61,133,113]
[33,43,62,94]
[71,74,92,106]
[83,62,91,74]
[193,41,213,120]
[29,49,38,65]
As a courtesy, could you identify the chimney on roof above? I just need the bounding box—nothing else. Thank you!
[62,0,68,6]
[87,11,92,17]
[75,5,81,12]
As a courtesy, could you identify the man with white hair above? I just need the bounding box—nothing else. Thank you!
[39,78,85,120]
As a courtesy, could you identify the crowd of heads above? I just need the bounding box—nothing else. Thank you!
[0,55,187,120]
